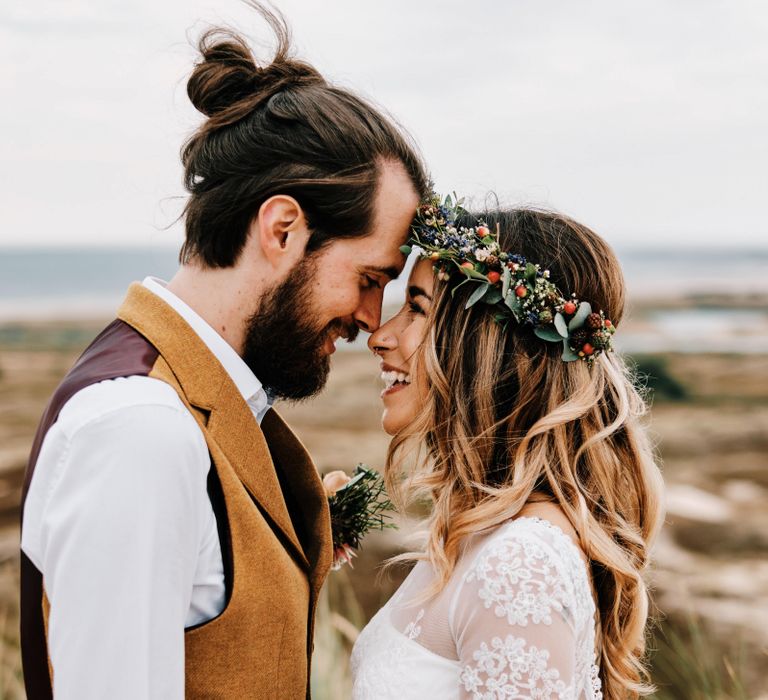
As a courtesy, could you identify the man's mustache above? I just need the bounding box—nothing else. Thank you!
[325,319,360,344]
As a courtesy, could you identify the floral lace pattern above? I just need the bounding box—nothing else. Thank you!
[351,517,604,699]
[465,533,570,626]
[459,518,603,699]
[404,608,425,640]
[459,635,572,699]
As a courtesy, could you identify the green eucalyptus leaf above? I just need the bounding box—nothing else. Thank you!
[554,313,569,338]
[445,194,453,209]
[466,283,490,309]
[534,326,564,343]
[399,245,412,255]
[483,287,504,305]
[568,302,592,331]
[525,263,538,281]
[482,235,495,246]
[463,267,490,281]
[505,295,525,322]
[501,267,512,297]
[450,277,474,298]
[561,339,580,362]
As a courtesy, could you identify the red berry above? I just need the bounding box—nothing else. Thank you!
[461,261,474,270]
[583,343,595,355]
[563,301,577,315]
[604,319,613,328]
[476,225,490,237]
[487,270,501,284]
[515,285,527,298]
[430,252,440,260]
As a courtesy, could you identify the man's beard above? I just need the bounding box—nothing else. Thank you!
[242,264,359,401]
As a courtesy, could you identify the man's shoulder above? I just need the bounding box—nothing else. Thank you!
[56,375,192,438]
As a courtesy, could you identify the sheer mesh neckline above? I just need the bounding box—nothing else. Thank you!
[351,514,603,699]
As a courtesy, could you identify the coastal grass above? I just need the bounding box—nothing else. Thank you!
[0,320,766,697]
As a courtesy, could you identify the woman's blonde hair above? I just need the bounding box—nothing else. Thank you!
[386,209,665,699]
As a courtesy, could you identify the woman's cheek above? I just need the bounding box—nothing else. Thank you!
[406,348,428,406]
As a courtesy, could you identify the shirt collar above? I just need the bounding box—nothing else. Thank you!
[142,277,272,417]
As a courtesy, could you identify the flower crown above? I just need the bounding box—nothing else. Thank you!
[400,193,616,363]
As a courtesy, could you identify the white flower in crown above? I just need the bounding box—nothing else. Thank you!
[475,247,491,262]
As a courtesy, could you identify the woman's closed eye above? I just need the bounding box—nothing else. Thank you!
[408,300,426,316]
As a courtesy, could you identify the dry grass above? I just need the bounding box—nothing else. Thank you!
[1,322,766,698]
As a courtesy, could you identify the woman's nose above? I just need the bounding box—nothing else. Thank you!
[368,316,398,354]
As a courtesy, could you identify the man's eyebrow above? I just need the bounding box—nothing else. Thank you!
[408,285,432,301]
[365,265,401,280]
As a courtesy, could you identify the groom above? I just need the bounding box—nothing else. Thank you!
[19,13,426,700]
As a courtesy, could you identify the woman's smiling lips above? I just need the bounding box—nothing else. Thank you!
[379,362,412,397]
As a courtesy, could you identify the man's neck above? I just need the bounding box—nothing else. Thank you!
[166,264,262,355]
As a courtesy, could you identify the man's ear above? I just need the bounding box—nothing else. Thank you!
[252,195,311,270]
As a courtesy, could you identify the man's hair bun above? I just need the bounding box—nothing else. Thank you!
[186,5,324,124]
[179,1,428,270]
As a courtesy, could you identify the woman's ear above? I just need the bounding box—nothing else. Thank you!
[251,195,312,270]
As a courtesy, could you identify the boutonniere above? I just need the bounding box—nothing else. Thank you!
[323,464,397,570]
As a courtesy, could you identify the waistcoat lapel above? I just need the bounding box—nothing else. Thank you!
[116,282,308,566]
[261,410,333,595]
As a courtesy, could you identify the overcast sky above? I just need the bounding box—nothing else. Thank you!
[1,0,766,249]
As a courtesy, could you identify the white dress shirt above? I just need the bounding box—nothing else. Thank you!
[21,277,272,699]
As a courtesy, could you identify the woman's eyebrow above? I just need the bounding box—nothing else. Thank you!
[408,285,432,301]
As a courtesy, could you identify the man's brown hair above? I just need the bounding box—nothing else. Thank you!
[180,2,429,267]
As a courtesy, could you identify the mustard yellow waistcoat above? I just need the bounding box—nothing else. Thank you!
[20,283,332,699]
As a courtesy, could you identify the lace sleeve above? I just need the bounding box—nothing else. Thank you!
[451,526,580,699]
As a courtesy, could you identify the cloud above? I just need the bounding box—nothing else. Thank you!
[1,0,766,248]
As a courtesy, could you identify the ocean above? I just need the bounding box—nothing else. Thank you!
[1,246,766,353]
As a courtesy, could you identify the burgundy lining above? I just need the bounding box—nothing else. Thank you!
[20,319,159,699]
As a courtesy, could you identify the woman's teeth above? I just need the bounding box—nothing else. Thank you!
[381,370,412,390]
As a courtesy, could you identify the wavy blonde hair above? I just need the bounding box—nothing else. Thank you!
[386,209,665,699]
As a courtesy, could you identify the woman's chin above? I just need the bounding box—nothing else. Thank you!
[381,406,417,436]
[381,411,400,436]
[380,383,419,435]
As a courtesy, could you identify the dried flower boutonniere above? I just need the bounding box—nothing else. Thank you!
[323,464,397,570]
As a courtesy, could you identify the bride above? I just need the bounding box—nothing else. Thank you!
[350,198,665,699]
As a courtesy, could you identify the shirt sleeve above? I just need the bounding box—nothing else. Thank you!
[452,530,578,700]
[38,401,210,700]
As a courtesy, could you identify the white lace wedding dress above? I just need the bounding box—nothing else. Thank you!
[350,517,603,699]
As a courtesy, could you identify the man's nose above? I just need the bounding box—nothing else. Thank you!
[353,290,383,333]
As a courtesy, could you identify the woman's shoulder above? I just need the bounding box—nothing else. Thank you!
[514,501,582,546]
[448,507,596,635]
[473,502,583,557]
[460,503,592,606]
